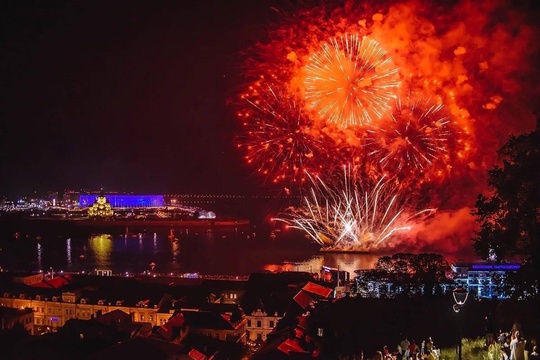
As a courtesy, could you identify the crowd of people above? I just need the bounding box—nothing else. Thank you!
[490,326,539,360]
[371,336,440,360]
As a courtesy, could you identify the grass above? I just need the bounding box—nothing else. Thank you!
[439,337,501,360]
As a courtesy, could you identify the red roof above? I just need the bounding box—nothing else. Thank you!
[189,348,207,360]
[302,282,333,298]
[157,313,184,341]
[30,275,71,288]
[293,290,315,310]
[277,338,309,355]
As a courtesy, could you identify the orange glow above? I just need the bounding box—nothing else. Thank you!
[303,34,400,127]
[234,0,537,221]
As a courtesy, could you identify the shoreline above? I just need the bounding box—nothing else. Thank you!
[0,216,251,235]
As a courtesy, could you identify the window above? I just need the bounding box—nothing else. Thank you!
[141,315,145,321]
[257,333,263,341]
[269,320,274,328]
[247,320,252,327]
[257,320,262,328]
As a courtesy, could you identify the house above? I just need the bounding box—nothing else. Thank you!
[0,306,34,335]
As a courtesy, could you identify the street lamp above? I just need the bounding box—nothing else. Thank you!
[453,287,468,360]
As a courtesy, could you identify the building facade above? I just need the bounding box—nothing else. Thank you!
[0,292,170,332]
[0,306,34,335]
[245,308,283,343]
[451,262,521,299]
[79,194,164,208]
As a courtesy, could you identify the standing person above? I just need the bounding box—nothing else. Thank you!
[426,337,434,353]
[401,336,410,360]
[408,340,418,358]
[530,345,539,360]
[382,345,390,357]
[510,331,519,360]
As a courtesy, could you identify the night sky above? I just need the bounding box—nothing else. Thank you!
[0,0,285,196]
[1,1,539,198]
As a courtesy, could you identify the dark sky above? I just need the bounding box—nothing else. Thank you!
[1,1,538,198]
[0,0,283,196]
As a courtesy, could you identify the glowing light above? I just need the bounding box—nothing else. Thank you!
[365,97,460,183]
[89,234,112,267]
[237,83,340,185]
[304,34,400,127]
[276,167,435,252]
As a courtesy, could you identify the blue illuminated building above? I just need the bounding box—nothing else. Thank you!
[452,261,521,299]
[79,194,164,208]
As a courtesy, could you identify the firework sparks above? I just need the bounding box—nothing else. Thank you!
[234,0,538,240]
[236,81,335,184]
[304,34,400,128]
[277,167,436,252]
[365,97,461,184]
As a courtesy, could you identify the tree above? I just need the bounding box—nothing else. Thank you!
[472,124,540,299]
[354,253,451,297]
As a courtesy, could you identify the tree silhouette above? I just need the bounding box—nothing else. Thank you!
[472,123,540,299]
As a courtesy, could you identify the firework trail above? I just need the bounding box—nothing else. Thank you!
[277,166,435,251]
[304,34,400,128]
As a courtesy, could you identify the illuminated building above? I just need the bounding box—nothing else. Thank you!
[88,193,114,218]
[245,305,284,343]
[451,262,522,299]
[0,292,167,332]
[80,194,164,208]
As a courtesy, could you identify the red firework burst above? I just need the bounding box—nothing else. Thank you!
[236,81,337,185]
[304,34,400,128]
[366,97,460,184]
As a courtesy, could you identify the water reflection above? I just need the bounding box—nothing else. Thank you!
[66,238,72,265]
[88,234,112,268]
[171,239,180,261]
[6,227,469,276]
[262,252,381,274]
[36,243,42,270]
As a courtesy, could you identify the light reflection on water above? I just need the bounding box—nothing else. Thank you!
[88,234,113,268]
[0,226,467,275]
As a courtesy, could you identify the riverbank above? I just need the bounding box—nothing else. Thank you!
[0,215,251,238]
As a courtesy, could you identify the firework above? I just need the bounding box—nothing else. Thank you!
[236,82,334,184]
[304,34,400,128]
[365,97,460,184]
[277,167,435,252]
[235,0,536,230]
